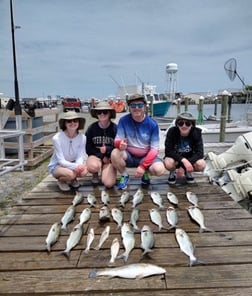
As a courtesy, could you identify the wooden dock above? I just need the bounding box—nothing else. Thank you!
[0,171,252,295]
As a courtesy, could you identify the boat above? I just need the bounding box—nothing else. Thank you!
[116,83,172,117]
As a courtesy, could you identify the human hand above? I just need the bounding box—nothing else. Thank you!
[135,165,145,178]
[100,144,106,154]
[181,159,194,173]
[102,156,110,164]
[119,139,127,151]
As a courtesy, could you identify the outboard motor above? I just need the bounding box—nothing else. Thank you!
[205,132,252,179]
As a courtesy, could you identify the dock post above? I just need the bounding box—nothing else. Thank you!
[219,90,229,142]
[227,95,232,123]
[177,98,181,115]
[214,97,218,116]
[184,97,189,112]
[197,96,204,124]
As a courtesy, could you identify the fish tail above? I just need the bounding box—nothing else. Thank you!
[88,269,98,278]
[200,227,214,233]
[61,250,70,260]
[190,258,206,267]
[83,248,89,254]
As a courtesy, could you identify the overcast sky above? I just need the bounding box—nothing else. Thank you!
[1,0,252,99]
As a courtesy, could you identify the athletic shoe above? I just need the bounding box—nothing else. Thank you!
[71,179,80,188]
[91,173,99,184]
[185,172,195,184]
[141,172,150,185]
[117,175,129,190]
[168,170,176,185]
[57,181,70,191]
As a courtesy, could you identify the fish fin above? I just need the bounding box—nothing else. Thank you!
[190,258,206,267]
[88,269,97,278]
[59,250,70,260]
[142,249,153,256]
[83,249,89,254]
[201,227,215,233]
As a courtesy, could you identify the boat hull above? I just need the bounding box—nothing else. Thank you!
[151,101,171,117]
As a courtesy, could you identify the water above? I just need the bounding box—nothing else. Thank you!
[166,103,250,122]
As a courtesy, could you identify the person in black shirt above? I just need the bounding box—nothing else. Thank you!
[164,112,206,184]
[85,101,117,188]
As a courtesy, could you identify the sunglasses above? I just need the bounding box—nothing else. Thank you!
[177,120,192,127]
[97,110,109,115]
[130,103,144,109]
[66,119,79,123]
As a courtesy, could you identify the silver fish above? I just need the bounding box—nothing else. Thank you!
[109,237,120,265]
[61,205,75,231]
[72,191,84,206]
[62,224,83,258]
[167,191,178,205]
[119,191,130,208]
[149,208,165,231]
[87,193,96,207]
[77,207,91,226]
[88,263,166,279]
[111,208,123,229]
[45,222,61,252]
[95,225,110,250]
[132,188,144,208]
[83,227,95,254]
[99,206,110,222]
[186,191,199,207]
[130,207,140,231]
[121,222,133,239]
[175,228,203,266]
[187,206,213,232]
[120,228,135,262]
[166,206,178,229]
[150,191,165,209]
[141,225,155,256]
[101,190,110,205]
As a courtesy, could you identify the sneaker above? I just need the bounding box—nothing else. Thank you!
[185,172,195,184]
[91,173,99,184]
[71,179,80,188]
[57,181,70,191]
[168,170,176,185]
[141,172,150,185]
[117,175,129,190]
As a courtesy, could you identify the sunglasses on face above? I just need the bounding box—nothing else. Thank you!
[97,110,109,115]
[66,119,79,123]
[177,120,192,127]
[130,103,144,109]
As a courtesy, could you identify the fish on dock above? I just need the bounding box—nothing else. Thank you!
[101,190,110,205]
[99,206,110,222]
[45,222,61,252]
[140,225,155,256]
[88,263,166,279]
[95,225,110,250]
[149,208,166,231]
[166,191,178,206]
[111,208,123,229]
[87,193,97,207]
[187,206,213,232]
[132,188,144,208]
[186,191,199,207]
[119,191,130,208]
[166,206,178,229]
[61,205,75,231]
[72,191,84,206]
[150,191,165,209]
[76,207,91,227]
[83,227,95,254]
[62,224,83,259]
[130,207,140,231]
[109,237,120,265]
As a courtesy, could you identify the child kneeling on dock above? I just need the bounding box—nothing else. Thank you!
[164,112,206,184]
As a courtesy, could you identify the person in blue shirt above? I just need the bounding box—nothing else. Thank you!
[111,93,165,190]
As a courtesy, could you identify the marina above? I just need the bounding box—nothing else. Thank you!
[0,167,252,295]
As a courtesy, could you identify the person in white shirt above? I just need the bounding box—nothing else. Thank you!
[48,111,88,191]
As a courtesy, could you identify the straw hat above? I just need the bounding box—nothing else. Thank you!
[126,93,147,105]
[90,101,116,119]
[175,112,196,126]
[59,111,86,130]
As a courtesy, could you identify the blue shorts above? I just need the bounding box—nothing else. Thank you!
[48,163,59,175]
[125,151,163,168]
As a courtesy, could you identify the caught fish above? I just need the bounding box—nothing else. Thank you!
[45,222,61,252]
[72,191,84,206]
[166,206,178,229]
[77,208,91,227]
[62,224,83,258]
[141,225,155,256]
[83,227,95,254]
[149,208,165,231]
[95,225,110,250]
[111,208,123,229]
[167,191,179,206]
[175,228,204,266]
[101,190,110,205]
[119,191,130,208]
[187,206,213,232]
[186,191,199,207]
[130,207,140,231]
[99,206,110,222]
[121,222,133,239]
[119,228,135,262]
[132,188,144,208]
[87,193,97,207]
[150,191,165,209]
[61,205,75,231]
[109,237,120,265]
[88,263,166,279]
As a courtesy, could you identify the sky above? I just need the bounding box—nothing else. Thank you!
[1,0,252,100]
